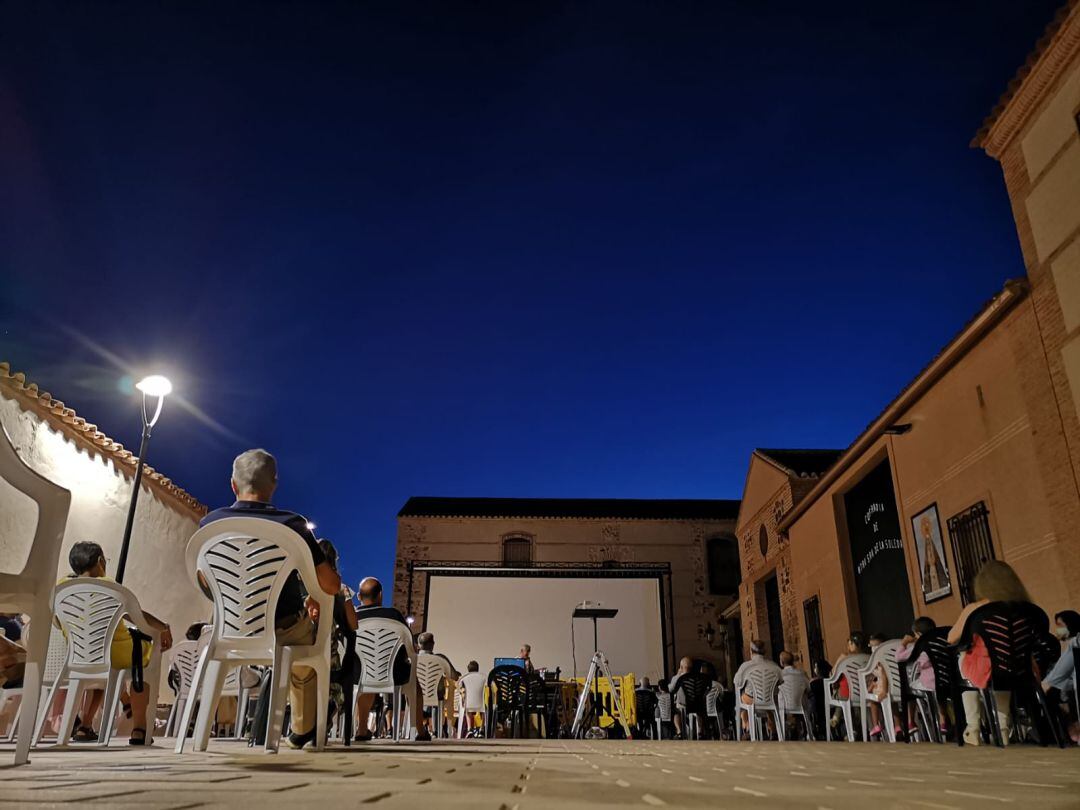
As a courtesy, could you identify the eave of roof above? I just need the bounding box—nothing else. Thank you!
[754,448,843,479]
[973,0,1080,155]
[777,279,1029,534]
[0,361,207,518]
[398,496,741,521]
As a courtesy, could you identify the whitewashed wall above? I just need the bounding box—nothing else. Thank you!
[0,394,209,697]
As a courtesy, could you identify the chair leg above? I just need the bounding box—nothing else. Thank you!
[982,689,1002,748]
[265,648,292,753]
[774,710,784,741]
[313,664,328,752]
[56,679,83,747]
[1031,685,1065,749]
[14,609,50,765]
[99,669,125,745]
[32,679,61,746]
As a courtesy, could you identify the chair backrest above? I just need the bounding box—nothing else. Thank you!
[0,420,71,601]
[635,688,658,723]
[918,626,957,698]
[354,617,414,690]
[674,672,712,712]
[656,690,673,721]
[745,665,782,707]
[459,671,486,710]
[53,578,141,672]
[43,626,68,682]
[968,601,1049,688]
[777,668,808,711]
[487,664,527,712]
[860,639,903,697]
[416,653,451,705]
[186,517,331,655]
[827,653,869,702]
[168,641,201,699]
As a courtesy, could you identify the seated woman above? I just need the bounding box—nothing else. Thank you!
[309,539,358,733]
[1041,609,1080,744]
[946,560,1031,746]
[59,541,173,746]
[829,631,869,737]
[896,616,947,738]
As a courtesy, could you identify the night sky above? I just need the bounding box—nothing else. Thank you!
[0,1,1063,594]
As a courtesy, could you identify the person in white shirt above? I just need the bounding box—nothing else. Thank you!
[778,650,812,738]
[457,661,486,737]
[732,639,782,739]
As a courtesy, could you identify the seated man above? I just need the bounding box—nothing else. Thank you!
[667,656,694,738]
[201,448,340,750]
[732,639,782,738]
[778,650,811,737]
[352,576,428,741]
[457,660,486,736]
[59,541,173,745]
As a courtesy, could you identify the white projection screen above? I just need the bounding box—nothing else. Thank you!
[423,571,666,682]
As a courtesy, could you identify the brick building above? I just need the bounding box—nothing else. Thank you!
[732,2,1080,667]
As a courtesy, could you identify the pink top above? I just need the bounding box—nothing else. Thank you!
[896,640,935,692]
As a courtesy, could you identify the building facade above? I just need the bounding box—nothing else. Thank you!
[394,497,741,679]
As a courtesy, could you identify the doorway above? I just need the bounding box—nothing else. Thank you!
[764,574,784,662]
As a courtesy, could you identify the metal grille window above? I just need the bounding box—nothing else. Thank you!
[803,596,825,667]
[502,535,533,566]
[946,501,996,605]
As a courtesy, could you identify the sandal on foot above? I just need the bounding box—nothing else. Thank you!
[129,728,147,746]
[72,725,98,743]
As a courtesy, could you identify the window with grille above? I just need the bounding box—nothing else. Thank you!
[946,501,996,605]
[502,535,533,566]
[803,596,825,667]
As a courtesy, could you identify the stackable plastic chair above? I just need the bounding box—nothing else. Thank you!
[735,666,783,741]
[673,673,711,739]
[416,654,452,738]
[858,640,903,742]
[961,601,1062,748]
[633,688,659,739]
[824,653,869,741]
[897,627,954,743]
[0,422,71,765]
[174,517,334,754]
[456,672,487,738]
[36,578,161,748]
[656,690,674,738]
[486,664,529,738]
[353,617,417,742]
[163,640,200,737]
[2,626,66,743]
[777,669,813,740]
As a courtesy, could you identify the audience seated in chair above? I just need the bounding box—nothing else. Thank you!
[947,560,1032,746]
[199,448,341,750]
[896,616,946,739]
[57,541,173,746]
[457,660,486,737]
[829,630,869,738]
[1041,609,1080,744]
[352,576,428,741]
[308,539,358,735]
[417,631,459,735]
[778,650,811,738]
[733,640,782,739]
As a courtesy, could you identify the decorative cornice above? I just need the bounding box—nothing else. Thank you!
[974,0,1080,156]
[0,361,207,519]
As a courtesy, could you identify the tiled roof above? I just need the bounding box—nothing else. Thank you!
[755,449,843,479]
[398,496,741,521]
[972,0,1080,152]
[0,361,207,517]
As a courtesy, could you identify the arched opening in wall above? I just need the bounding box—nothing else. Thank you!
[706,534,740,597]
[502,534,534,566]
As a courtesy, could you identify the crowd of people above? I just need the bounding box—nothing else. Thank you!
[2,447,1078,751]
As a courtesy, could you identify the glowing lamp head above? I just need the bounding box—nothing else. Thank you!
[305,521,316,531]
[405,616,415,626]
[136,375,173,398]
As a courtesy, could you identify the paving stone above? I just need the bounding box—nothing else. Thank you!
[2,738,1078,809]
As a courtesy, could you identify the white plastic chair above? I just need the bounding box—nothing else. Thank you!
[4,627,69,743]
[0,422,71,765]
[353,617,417,742]
[174,517,334,754]
[36,578,162,748]
[858,639,903,743]
[164,640,200,737]
[657,690,673,739]
[416,653,451,738]
[735,665,783,741]
[456,671,486,738]
[777,668,813,740]
[824,653,869,741]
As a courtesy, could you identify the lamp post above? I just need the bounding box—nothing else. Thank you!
[115,375,172,584]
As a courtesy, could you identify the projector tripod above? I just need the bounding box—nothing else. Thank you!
[569,606,631,739]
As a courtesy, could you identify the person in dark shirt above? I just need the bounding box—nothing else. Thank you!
[352,576,428,741]
[200,448,340,750]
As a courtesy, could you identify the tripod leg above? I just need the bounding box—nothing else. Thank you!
[594,654,632,739]
[571,657,600,738]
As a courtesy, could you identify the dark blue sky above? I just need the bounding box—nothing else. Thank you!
[0,1,1061,594]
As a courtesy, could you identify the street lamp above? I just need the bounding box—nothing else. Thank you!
[115,375,172,583]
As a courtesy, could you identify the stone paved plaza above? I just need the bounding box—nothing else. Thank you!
[2,738,1078,809]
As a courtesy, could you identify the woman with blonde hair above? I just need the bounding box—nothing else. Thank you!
[947,560,1032,745]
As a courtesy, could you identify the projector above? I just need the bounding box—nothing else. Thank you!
[576,600,603,610]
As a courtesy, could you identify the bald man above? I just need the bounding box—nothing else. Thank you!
[353,577,428,741]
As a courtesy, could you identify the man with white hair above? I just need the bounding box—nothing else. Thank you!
[732,639,783,739]
[201,448,341,749]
